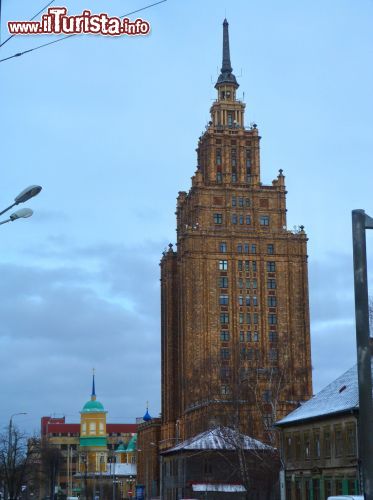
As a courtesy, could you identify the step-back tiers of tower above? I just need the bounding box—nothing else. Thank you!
[160,19,312,450]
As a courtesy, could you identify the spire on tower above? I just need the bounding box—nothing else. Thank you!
[215,18,238,89]
[91,368,96,401]
[221,19,232,73]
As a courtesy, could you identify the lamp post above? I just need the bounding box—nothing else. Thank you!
[352,209,373,499]
[108,454,116,500]
[0,185,42,226]
[7,412,27,500]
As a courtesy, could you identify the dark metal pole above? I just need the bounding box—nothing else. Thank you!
[7,418,13,500]
[352,209,373,500]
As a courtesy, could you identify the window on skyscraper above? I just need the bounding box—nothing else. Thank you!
[219,242,227,253]
[214,213,222,224]
[220,331,230,341]
[268,279,276,289]
[219,260,228,270]
[267,261,276,272]
[268,296,277,307]
[219,294,229,305]
[260,215,270,226]
[220,348,230,359]
[216,148,222,165]
[218,277,228,288]
[268,314,277,325]
[220,313,229,324]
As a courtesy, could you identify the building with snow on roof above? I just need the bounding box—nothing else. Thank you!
[160,426,280,499]
[275,360,372,499]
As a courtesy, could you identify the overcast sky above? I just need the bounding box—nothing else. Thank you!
[1,0,373,434]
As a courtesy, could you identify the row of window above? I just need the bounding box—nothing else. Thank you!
[239,313,260,324]
[219,260,276,272]
[216,171,251,183]
[219,243,274,255]
[219,242,274,254]
[216,148,251,167]
[232,196,250,207]
[238,260,256,271]
[285,423,356,461]
[220,294,276,307]
[218,277,276,289]
[214,213,270,226]
[220,330,278,343]
[221,346,278,361]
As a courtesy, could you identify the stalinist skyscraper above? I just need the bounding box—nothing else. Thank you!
[160,20,312,449]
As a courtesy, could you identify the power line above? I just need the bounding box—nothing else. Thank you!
[0,0,56,48]
[0,0,167,63]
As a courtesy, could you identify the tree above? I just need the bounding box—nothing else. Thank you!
[213,425,280,500]
[39,440,63,500]
[0,424,37,500]
[203,343,293,499]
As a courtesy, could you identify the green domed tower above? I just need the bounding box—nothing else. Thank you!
[79,372,108,473]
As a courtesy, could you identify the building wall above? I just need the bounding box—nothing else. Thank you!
[137,418,161,499]
[278,413,360,500]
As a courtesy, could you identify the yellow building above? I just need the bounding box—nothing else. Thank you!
[39,374,138,499]
[79,374,108,474]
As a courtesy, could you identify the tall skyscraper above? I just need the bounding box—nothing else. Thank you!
[160,20,312,450]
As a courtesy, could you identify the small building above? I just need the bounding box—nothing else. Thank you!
[275,362,369,500]
[160,426,280,500]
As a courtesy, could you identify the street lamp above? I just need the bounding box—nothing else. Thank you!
[0,208,34,226]
[0,185,42,225]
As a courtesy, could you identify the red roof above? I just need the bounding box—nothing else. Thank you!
[41,418,137,436]
[47,424,80,434]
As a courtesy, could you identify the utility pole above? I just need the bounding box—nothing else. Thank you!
[352,209,373,500]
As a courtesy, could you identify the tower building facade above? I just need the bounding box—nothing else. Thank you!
[160,20,312,449]
[79,373,108,473]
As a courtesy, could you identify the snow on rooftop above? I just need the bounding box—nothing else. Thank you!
[162,426,274,454]
[276,362,371,426]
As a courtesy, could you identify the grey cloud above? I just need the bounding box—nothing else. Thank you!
[0,241,161,433]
